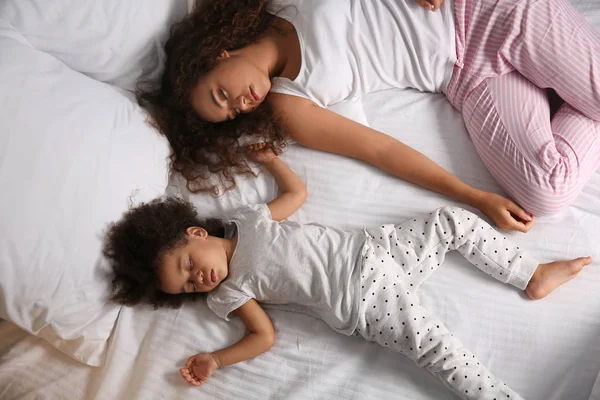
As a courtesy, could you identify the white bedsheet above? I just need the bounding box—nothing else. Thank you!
[2,91,600,400]
[2,1,600,399]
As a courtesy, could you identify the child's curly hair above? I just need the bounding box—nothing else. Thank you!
[103,197,224,309]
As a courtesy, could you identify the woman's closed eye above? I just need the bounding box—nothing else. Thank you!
[217,89,241,120]
[219,89,228,102]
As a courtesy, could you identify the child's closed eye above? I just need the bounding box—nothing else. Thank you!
[188,258,197,292]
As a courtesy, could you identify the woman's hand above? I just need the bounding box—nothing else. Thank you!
[180,352,219,386]
[246,143,278,165]
[417,0,444,11]
[476,192,535,233]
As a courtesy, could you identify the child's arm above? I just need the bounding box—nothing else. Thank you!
[180,299,275,386]
[247,143,307,221]
[214,299,275,366]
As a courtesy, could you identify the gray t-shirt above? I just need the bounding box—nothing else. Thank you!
[206,204,367,335]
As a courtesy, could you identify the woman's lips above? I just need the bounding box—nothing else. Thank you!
[211,269,216,283]
[250,87,260,102]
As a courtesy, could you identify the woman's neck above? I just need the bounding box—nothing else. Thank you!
[234,16,301,81]
[271,16,302,80]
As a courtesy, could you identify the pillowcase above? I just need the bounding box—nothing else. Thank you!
[0,21,171,366]
[0,0,194,90]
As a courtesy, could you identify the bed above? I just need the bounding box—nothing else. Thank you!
[1,1,600,399]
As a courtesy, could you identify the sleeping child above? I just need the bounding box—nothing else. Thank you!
[103,143,591,400]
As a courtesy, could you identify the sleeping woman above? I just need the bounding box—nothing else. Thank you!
[137,0,600,225]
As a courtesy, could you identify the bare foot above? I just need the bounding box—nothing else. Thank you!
[526,257,592,300]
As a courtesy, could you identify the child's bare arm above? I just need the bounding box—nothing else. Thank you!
[213,299,275,366]
[180,299,275,386]
[247,143,307,221]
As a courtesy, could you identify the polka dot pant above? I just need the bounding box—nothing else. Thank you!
[354,207,536,400]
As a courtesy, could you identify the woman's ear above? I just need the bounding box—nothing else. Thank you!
[186,226,208,239]
[217,50,231,60]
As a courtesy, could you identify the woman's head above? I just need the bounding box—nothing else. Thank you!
[103,197,225,308]
[190,50,270,123]
[137,0,286,194]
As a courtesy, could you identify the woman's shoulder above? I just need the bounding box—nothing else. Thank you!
[268,91,315,108]
[267,92,321,127]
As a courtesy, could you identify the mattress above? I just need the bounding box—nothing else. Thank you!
[2,1,600,399]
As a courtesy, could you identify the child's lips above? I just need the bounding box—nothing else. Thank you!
[211,269,217,283]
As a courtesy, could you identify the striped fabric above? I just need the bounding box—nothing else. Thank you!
[446,0,600,215]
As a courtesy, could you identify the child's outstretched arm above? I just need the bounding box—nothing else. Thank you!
[247,143,308,221]
[180,299,275,386]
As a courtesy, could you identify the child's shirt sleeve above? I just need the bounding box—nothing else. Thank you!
[206,288,251,321]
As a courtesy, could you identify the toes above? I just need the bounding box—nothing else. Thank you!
[582,256,593,265]
[570,256,592,273]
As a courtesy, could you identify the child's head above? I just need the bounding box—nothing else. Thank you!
[103,197,226,308]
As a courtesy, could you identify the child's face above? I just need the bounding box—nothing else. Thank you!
[159,227,229,294]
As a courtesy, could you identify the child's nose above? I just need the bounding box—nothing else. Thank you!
[194,269,203,283]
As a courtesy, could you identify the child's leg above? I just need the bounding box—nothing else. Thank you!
[365,206,591,296]
[356,257,523,400]
[462,70,600,216]
[367,207,538,291]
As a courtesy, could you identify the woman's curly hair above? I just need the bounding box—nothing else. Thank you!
[103,197,224,309]
[137,0,287,195]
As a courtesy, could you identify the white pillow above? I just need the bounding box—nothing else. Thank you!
[0,0,194,90]
[0,21,171,366]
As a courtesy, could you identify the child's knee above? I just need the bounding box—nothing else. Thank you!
[436,206,458,216]
[437,206,476,220]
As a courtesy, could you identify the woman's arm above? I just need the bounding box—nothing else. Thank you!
[269,94,534,232]
[180,299,275,386]
[247,143,308,221]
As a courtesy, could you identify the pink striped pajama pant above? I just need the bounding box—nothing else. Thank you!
[446,0,600,215]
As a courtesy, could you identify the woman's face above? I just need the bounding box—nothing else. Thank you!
[190,51,271,123]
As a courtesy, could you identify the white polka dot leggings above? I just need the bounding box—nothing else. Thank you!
[354,207,539,400]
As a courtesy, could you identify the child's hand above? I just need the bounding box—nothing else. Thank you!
[180,352,219,386]
[246,143,278,165]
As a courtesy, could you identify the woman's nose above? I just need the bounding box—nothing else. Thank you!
[236,95,250,111]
